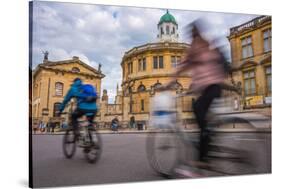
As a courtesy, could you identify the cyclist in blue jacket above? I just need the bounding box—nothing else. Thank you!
[59,78,98,136]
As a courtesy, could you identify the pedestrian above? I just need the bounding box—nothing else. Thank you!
[111,116,119,132]
[39,121,46,133]
[50,122,56,133]
[129,116,136,129]
[46,121,50,133]
[33,122,38,134]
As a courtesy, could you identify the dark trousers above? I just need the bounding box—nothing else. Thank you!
[193,84,221,160]
[71,109,97,134]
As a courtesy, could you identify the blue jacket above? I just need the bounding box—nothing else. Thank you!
[59,80,97,112]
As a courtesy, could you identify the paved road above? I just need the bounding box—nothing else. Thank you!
[32,132,271,188]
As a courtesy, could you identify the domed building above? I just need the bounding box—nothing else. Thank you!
[119,10,195,129]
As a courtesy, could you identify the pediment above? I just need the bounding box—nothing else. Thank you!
[37,59,104,78]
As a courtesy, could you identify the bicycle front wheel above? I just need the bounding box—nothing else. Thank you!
[146,130,181,178]
[84,129,102,164]
[63,129,77,159]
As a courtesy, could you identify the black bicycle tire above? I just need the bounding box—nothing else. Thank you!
[84,129,102,164]
[209,118,262,175]
[146,130,180,178]
[62,129,77,159]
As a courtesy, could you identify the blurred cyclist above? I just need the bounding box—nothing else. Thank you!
[59,78,98,137]
[166,22,229,168]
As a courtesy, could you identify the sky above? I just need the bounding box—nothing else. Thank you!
[31,1,260,103]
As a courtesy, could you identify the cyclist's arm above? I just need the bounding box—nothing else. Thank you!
[60,88,75,112]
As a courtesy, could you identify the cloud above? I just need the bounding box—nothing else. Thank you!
[32,2,259,103]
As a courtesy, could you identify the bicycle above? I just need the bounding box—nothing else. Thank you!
[146,92,270,178]
[62,113,102,164]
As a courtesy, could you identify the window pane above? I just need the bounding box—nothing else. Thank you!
[247,37,252,44]
[143,58,146,71]
[141,99,144,111]
[249,71,255,78]
[241,38,246,46]
[171,56,176,67]
[242,47,247,58]
[53,103,62,117]
[248,45,253,57]
[166,26,170,34]
[153,56,158,69]
[266,66,271,74]
[264,39,269,52]
[267,75,272,92]
[177,56,181,63]
[55,82,63,96]
[159,56,164,68]
[244,80,249,95]
[250,79,256,94]
[138,59,142,71]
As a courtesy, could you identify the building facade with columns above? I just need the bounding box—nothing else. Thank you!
[97,10,197,129]
[32,56,105,127]
[229,15,271,110]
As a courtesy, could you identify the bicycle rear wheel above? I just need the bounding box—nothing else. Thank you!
[209,119,266,175]
[63,129,77,158]
[146,130,181,178]
[84,129,102,164]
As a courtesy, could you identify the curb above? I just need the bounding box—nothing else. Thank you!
[32,128,271,135]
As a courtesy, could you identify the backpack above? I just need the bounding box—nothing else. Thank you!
[80,84,97,103]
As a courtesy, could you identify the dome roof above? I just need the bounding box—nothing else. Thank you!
[158,10,177,25]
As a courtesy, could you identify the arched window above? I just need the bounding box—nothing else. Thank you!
[137,84,146,92]
[153,82,162,90]
[166,25,170,34]
[53,102,62,117]
[55,82,63,96]
[171,81,183,90]
[72,67,80,73]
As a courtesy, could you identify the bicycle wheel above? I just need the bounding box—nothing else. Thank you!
[84,129,102,164]
[146,130,181,178]
[63,129,77,158]
[209,119,264,175]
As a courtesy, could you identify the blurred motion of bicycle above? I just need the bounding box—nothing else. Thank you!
[61,112,102,164]
[146,91,270,178]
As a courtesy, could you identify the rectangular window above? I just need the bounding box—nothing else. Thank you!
[138,58,146,72]
[143,58,146,71]
[153,56,158,69]
[166,26,170,34]
[243,70,256,96]
[141,99,144,111]
[241,36,253,59]
[138,59,142,71]
[159,56,164,68]
[171,56,176,68]
[153,56,164,69]
[128,62,133,74]
[171,56,181,68]
[265,66,272,94]
[263,29,272,52]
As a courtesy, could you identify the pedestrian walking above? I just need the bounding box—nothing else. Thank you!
[33,122,38,134]
[111,116,119,132]
[129,116,136,129]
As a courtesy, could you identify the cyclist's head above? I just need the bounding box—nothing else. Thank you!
[73,77,82,83]
[73,77,83,85]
